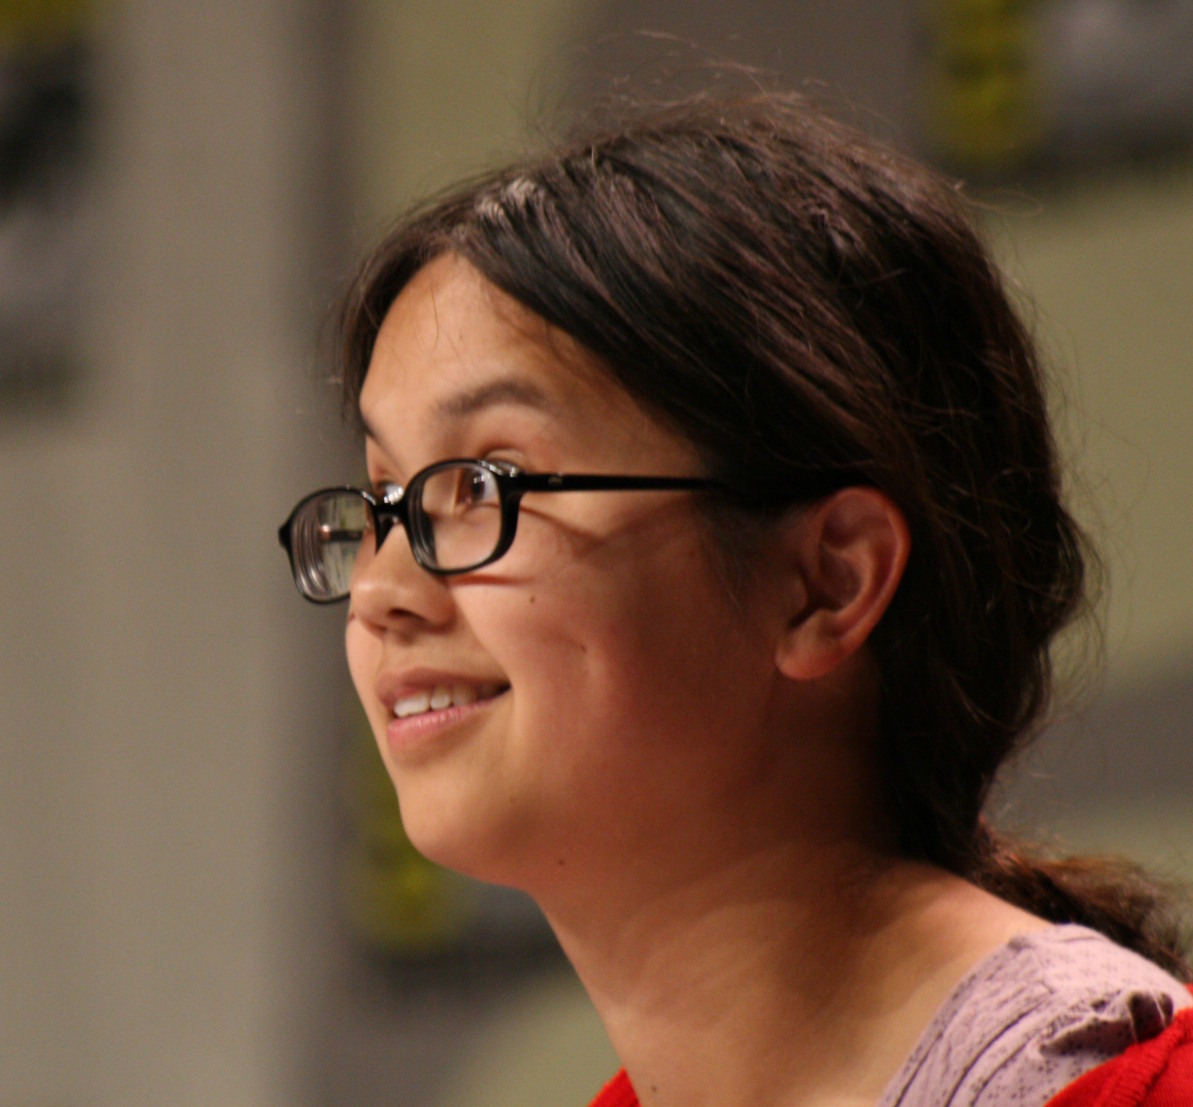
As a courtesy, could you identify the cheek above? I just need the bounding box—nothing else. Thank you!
[474,548,761,746]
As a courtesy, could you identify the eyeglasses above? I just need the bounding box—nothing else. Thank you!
[278,458,716,603]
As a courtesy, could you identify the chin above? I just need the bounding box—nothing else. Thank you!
[394,788,534,890]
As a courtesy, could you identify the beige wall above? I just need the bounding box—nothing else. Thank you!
[348,0,585,234]
[990,174,1193,689]
[1,2,348,1104]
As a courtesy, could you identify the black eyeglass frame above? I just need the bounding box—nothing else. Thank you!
[278,458,718,603]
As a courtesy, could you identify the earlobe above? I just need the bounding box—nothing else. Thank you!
[774,488,910,681]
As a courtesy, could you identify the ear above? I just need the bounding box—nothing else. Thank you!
[774,487,910,681]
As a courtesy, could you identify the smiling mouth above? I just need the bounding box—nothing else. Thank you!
[392,683,508,719]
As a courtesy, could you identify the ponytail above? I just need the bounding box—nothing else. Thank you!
[971,821,1191,978]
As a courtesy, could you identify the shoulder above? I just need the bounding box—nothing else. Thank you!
[1045,1004,1193,1107]
[879,925,1192,1107]
[1001,926,1190,1050]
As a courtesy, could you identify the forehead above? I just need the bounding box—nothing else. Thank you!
[357,254,677,463]
[371,254,547,373]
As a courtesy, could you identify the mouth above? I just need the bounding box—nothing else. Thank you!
[392,682,509,719]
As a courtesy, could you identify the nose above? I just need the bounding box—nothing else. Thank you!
[348,517,454,633]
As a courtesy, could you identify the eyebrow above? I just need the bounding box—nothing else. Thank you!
[432,377,559,421]
[359,376,559,442]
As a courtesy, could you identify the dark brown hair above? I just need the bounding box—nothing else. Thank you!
[338,92,1189,975]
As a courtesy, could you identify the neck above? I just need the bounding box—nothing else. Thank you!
[543,843,1046,1107]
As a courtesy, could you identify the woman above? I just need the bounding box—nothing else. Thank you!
[279,92,1193,1106]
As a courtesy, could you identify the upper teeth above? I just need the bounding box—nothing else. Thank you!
[393,683,498,718]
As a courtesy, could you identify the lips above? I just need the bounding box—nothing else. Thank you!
[376,666,510,721]
[376,671,510,757]
[392,682,507,718]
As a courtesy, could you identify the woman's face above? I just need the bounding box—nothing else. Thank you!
[346,254,796,894]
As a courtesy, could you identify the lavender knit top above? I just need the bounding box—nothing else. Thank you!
[876,925,1191,1106]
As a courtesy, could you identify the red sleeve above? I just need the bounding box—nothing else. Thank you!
[588,1069,638,1107]
[1045,1006,1193,1107]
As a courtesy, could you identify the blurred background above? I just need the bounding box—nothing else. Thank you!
[2,1,1191,1104]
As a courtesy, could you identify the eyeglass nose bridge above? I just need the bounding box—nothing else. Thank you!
[369,489,410,553]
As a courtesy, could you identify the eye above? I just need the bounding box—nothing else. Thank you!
[456,465,499,508]
[417,463,501,520]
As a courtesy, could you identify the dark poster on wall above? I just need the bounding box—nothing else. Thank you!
[1,1,96,415]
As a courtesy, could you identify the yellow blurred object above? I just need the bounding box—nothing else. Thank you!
[919,0,1044,171]
[339,711,475,953]
[0,0,93,47]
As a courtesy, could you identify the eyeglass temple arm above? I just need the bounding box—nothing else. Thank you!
[511,473,715,493]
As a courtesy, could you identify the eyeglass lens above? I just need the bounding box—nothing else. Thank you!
[290,491,370,600]
[413,462,504,571]
[289,463,507,599]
